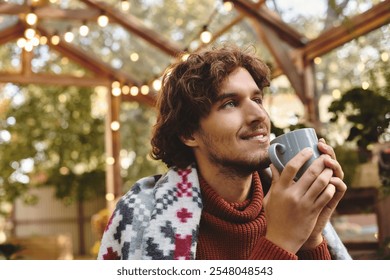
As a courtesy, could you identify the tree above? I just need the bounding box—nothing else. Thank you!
[328,87,390,161]
[0,85,107,210]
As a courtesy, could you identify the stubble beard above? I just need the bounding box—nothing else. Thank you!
[206,145,270,178]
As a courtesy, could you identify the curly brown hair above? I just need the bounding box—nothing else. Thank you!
[150,44,271,168]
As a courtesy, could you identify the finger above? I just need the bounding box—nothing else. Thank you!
[279,147,314,187]
[317,140,337,160]
[329,176,348,194]
[324,156,345,180]
[296,154,328,189]
[314,183,336,209]
[325,177,347,210]
[304,167,333,201]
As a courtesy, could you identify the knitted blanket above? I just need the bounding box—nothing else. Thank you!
[98,166,352,260]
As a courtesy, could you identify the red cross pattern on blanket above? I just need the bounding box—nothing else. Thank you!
[177,169,192,197]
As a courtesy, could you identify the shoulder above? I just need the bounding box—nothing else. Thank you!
[116,174,164,211]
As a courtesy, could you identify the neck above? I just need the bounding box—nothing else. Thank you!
[196,163,253,203]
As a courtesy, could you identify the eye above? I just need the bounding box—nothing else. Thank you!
[222,100,237,109]
[252,97,263,105]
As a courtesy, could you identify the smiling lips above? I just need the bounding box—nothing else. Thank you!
[241,131,268,142]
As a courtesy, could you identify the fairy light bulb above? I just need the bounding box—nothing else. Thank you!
[140,85,150,95]
[79,22,89,36]
[26,12,38,26]
[64,28,74,43]
[152,79,162,91]
[223,1,234,12]
[121,0,130,11]
[200,25,212,44]
[24,28,36,40]
[51,34,60,45]
[130,86,139,96]
[97,14,109,27]
[110,121,120,131]
[17,38,27,48]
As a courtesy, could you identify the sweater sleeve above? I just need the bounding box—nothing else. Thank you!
[296,238,331,260]
[249,237,298,260]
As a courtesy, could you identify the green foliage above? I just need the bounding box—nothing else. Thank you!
[328,87,390,161]
[333,145,360,187]
[0,85,106,208]
[119,102,167,192]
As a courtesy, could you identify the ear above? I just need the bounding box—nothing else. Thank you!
[180,133,199,148]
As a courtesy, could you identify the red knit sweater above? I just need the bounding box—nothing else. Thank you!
[195,172,331,260]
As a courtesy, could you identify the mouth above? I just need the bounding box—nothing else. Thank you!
[241,131,268,142]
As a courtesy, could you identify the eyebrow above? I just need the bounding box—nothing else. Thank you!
[215,90,264,102]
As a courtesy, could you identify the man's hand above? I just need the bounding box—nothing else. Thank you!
[300,139,347,250]
[264,148,336,254]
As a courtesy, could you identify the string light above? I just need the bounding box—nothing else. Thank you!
[152,78,162,91]
[79,20,89,36]
[64,27,74,43]
[111,81,122,96]
[223,1,234,12]
[24,28,36,40]
[130,86,139,96]
[25,11,38,26]
[130,52,139,62]
[51,32,60,45]
[97,13,109,27]
[200,25,212,44]
[17,38,27,48]
[24,40,34,52]
[31,35,40,47]
[140,84,150,95]
[106,157,115,165]
[121,0,130,11]
[314,57,322,64]
[105,193,115,201]
[110,121,120,131]
[122,85,130,95]
[39,35,48,45]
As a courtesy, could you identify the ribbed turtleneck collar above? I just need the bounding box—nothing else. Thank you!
[199,172,264,223]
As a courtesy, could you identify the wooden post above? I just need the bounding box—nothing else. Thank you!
[104,87,122,213]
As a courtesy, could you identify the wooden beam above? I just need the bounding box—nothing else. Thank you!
[36,25,120,79]
[0,3,100,20]
[0,72,110,87]
[0,22,24,45]
[36,25,156,106]
[251,22,305,98]
[196,0,266,51]
[0,72,156,105]
[80,0,182,57]
[229,0,307,48]
[303,0,390,61]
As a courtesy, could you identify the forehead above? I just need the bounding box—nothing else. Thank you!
[219,67,259,93]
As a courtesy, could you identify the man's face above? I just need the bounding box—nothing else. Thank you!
[189,67,271,174]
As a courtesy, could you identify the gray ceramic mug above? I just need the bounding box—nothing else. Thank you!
[268,128,321,180]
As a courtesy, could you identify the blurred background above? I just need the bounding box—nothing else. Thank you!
[0,0,389,260]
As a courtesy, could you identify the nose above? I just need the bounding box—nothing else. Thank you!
[243,99,268,124]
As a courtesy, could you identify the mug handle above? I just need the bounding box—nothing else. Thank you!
[268,143,286,172]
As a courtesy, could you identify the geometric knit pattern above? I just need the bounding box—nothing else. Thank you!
[98,166,203,260]
[97,166,351,260]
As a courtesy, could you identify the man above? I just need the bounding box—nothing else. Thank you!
[98,44,350,260]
